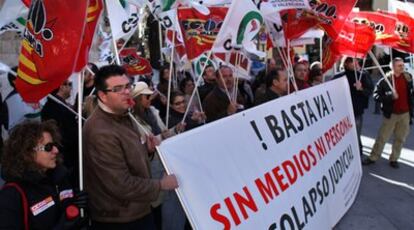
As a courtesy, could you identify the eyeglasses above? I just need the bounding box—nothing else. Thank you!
[173,100,185,106]
[34,142,58,152]
[104,83,132,93]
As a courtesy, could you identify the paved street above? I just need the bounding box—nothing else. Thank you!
[335,98,414,230]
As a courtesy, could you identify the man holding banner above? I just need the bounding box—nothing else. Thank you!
[83,65,178,229]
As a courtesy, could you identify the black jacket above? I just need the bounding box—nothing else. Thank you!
[373,72,414,120]
[254,88,281,106]
[198,81,216,103]
[0,165,74,229]
[334,70,374,116]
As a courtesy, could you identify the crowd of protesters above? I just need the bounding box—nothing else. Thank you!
[0,55,412,228]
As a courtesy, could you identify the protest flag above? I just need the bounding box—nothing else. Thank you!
[178,6,228,60]
[75,0,103,72]
[15,0,88,102]
[119,48,153,76]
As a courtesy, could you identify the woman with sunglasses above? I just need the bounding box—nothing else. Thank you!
[168,91,206,132]
[0,121,88,229]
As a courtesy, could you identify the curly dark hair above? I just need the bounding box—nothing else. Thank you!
[1,120,62,179]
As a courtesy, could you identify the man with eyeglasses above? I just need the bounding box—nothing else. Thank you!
[83,65,178,229]
[41,80,78,186]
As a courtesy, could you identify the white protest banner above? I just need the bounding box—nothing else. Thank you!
[158,77,362,229]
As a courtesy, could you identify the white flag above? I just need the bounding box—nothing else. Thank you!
[0,0,28,29]
[106,0,139,40]
[212,0,265,57]
[388,0,414,17]
[0,18,26,36]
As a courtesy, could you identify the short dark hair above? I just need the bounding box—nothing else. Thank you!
[202,64,214,76]
[88,62,99,74]
[179,75,194,93]
[170,90,185,105]
[266,68,283,87]
[159,64,171,84]
[94,65,126,92]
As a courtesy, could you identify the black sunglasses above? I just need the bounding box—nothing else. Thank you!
[34,142,59,152]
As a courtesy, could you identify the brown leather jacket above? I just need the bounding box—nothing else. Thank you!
[83,106,160,223]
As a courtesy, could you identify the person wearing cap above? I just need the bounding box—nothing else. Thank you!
[83,65,178,229]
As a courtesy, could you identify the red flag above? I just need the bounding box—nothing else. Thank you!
[282,0,357,41]
[178,7,228,60]
[119,48,153,76]
[349,11,399,45]
[331,21,376,59]
[16,0,88,102]
[75,0,103,72]
[280,9,319,41]
[380,11,414,53]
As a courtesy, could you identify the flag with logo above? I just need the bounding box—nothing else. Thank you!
[193,53,217,77]
[211,0,264,57]
[119,48,153,76]
[75,0,103,72]
[106,0,139,40]
[0,18,26,36]
[178,6,228,60]
[381,10,414,53]
[349,11,399,45]
[15,0,88,102]
[331,21,376,58]
[281,0,356,40]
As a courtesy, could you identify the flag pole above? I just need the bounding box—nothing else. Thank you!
[358,56,367,81]
[165,30,176,128]
[286,40,298,93]
[319,38,323,67]
[77,71,84,217]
